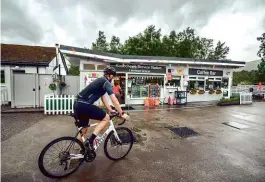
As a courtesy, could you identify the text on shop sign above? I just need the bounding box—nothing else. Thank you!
[188,68,223,76]
[110,64,166,73]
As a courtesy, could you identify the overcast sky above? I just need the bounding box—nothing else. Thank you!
[1,0,265,61]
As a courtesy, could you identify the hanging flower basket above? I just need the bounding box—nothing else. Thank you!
[190,89,197,94]
[216,89,222,94]
[209,89,215,94]
[198,90,205,94]
[49,83,57,91]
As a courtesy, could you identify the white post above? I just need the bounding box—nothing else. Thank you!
[56,95,59,114]
[68,95,71,114]
[72,95,75,113]
[44,95,47,114]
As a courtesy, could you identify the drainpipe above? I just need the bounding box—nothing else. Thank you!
[55,44,62,95]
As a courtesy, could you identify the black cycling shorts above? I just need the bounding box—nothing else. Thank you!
[73,100,106,127]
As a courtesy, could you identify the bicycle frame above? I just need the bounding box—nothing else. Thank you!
[69,118,121,160]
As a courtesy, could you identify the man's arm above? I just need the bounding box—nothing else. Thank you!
[109,94,123,115]
[104,81,123,115]
[101,95,113,112]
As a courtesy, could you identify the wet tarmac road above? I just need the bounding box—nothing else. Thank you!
[1,102,265,182]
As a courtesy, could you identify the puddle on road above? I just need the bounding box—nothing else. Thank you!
[131,127,147,145]
[222,122,249,130]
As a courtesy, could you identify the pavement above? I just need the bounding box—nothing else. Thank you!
[1,102,265,182]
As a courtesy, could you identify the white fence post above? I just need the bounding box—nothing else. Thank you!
[1,86,9,105]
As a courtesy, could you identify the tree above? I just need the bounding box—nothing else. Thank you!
[232,70,265,85]
[208,41,230,60]
[122,25,163,56]
[68,64,80,76]
[257,33,265,74]
[90,25,230,60]
[109,36,122,54]
[91,31,109,52]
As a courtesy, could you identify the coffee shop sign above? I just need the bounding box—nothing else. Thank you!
[197,70,217,76]
[189,68,223,76]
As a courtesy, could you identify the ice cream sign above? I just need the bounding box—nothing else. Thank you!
[84,72,103,85]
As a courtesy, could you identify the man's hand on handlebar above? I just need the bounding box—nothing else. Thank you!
[110,105,129,120]
[121,113,129,120]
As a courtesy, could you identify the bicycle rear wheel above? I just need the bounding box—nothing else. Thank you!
[38,136,85,178]
[104,127,134,161]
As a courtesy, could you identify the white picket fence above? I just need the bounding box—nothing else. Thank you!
[240,92,252,105]
[232,85,265,94]
[44,94,76,115]
[1,86,9,105]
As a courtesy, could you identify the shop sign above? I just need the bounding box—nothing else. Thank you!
[111,63,166,73]
[171,68,184,75]
[189,68,223,76]
[83,71,103,86]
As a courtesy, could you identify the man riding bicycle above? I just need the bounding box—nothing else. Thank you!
[73,66,129,155]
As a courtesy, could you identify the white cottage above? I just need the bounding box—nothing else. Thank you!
[1,43,68,108]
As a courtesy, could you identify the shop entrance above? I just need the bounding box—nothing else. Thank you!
[114,73,126,105]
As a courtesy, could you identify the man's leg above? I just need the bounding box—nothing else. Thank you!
[77,127,89,143]
[87,113,110,146]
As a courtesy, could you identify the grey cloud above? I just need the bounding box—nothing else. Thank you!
[1,0,44,43]
[85,0,234,30]
[1,0,265,59]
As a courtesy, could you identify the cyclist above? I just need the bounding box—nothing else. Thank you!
[73,67,129,155]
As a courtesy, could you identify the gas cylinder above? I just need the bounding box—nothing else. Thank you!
[168,96,171,105]
[173,97,177,105]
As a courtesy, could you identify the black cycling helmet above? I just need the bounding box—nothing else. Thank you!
[103,67,116,76]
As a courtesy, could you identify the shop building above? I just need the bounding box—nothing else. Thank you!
[59,44,245,106]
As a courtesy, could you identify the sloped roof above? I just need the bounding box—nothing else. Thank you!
[59,44,246,66]
[1,43,56,66]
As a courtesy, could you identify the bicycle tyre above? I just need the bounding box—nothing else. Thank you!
[38,136,85,179]
[104,127,134,161]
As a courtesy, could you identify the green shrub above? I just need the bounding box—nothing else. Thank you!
[219,96,240,103]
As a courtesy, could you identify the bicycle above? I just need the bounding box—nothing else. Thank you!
[38,111,134,179]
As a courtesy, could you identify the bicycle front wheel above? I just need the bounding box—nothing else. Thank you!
[38,136,85,179]
[104,127,134,161]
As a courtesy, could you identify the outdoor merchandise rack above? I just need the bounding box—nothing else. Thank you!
[144,84,161,106]
[174,90,187,105]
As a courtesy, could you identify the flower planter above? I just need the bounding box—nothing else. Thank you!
[217,100,240,106]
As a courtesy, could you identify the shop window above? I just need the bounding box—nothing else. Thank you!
[208,81,221,90]
[128,76,164,98]
[1,70,5,83]
[84,64,96,70]
[97,65,107,70]
[189,80,205,90]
